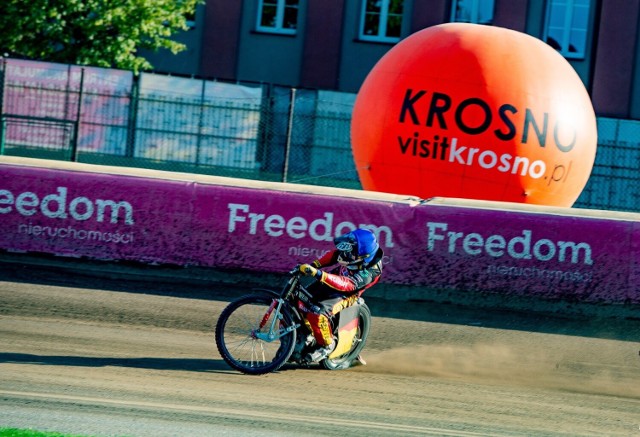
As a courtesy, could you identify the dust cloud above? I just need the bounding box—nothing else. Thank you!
[354,343,640,399]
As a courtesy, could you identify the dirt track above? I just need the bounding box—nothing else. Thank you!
[1,261,639,436]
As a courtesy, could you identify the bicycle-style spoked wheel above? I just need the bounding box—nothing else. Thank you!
[215,293,297,375]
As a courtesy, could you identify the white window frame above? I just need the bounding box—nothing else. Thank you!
[543,0,591,59]
[450,0,495,24]
[359,0,404,43]
[256,0,299,35]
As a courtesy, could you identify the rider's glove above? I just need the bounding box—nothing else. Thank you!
[299,263,320,278]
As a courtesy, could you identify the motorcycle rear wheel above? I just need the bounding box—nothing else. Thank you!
[215,294,297,375]
[322,303,371,370]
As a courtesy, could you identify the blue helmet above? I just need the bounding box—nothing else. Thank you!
[334,229,379,266]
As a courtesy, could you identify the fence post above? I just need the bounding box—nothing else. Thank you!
[0,58,6,155]
[125,77,140,158]
[195,79,206,166]
[0,119,4,156]
[70,67,85,162]
[282,87,296,183]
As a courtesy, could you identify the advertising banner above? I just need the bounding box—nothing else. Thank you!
[3,59,133,153]
[135,73,262,168]
[0,158,638,304]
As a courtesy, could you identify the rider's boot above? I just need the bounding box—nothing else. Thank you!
[305,334,316,347]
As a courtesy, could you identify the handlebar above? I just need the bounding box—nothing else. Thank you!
[289,266,302,276]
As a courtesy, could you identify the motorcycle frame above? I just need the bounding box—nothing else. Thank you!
[252,273,363,360]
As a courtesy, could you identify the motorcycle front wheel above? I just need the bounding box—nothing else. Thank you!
[215,293,297,375]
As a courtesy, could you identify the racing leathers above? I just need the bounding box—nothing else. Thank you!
[304,247,384,347]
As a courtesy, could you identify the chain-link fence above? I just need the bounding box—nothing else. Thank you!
[573,117,640,212]
[0,58,361,190]
[1,58,639,212]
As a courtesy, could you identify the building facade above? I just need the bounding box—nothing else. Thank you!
[143,0,640,121]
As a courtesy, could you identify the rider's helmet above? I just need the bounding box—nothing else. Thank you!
[334,229,379,268]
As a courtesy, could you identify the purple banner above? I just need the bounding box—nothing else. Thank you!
[0,158,638,304]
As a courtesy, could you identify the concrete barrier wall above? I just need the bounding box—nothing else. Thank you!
[1,156,638,304]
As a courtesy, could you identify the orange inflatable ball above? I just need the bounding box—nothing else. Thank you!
[351,23,597,207]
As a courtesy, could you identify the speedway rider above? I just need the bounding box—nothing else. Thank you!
[297,228,384,362]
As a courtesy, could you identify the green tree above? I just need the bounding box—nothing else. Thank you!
[0,0,203,73]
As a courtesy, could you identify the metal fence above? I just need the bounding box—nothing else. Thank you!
[574,117,640,212]
[0,58,360,189]
[1,58,640,212]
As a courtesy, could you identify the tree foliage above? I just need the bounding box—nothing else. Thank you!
[0,0,203,73]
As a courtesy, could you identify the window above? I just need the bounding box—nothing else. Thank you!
[359,0,404,43]
[543,0,591,59]
[184,10,196,29]
[450,0,495,24]
[256,0,299,35]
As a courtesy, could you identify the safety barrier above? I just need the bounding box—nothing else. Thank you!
[1,156,638,305]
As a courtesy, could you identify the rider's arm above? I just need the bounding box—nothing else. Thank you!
[311,250,338,268]
[317,264,382,293]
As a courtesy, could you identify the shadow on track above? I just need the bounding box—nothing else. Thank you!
[0,353,315,374]
[0,352,237,373]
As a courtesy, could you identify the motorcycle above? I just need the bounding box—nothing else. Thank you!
[215,269,371,375]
